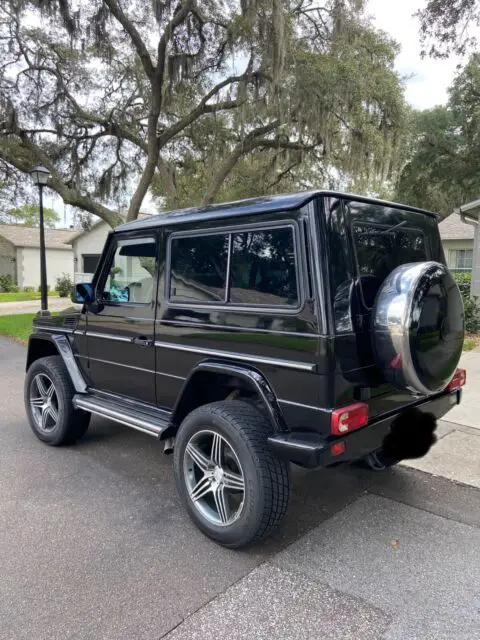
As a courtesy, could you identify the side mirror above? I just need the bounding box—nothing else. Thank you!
[72,282,93,304]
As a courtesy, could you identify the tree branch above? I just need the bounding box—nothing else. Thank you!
[102,0,154,77]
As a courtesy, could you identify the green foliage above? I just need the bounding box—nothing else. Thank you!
[1,0,409,223]
[55,273,73,297]
[37,284,51,293]
[22,286,35,292]
[0,274,16,292]
[396,54,480,216]
[463,338,477,351]
[1,204,59,228]
[417,0,480,58]
[453,272,480,333]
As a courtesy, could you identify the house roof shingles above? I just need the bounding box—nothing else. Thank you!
[0,225,75,250]
[438,212,475,240]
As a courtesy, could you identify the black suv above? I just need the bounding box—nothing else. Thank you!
[24,192,466,547]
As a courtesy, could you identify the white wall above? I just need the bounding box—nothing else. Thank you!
[442,239,474,270]
[72,222,110,269]
[0,236,15,281]
[17,247,73,289]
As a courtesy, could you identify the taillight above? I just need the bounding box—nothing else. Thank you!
[445,368,466,392]
[331,402,369,436]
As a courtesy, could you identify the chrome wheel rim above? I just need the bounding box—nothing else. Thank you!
[30,373,59,432]
[183,430,245,527]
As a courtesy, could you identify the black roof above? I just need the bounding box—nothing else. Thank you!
[116,190,437,232]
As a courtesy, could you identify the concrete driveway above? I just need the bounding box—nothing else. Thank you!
[1,337,480,640]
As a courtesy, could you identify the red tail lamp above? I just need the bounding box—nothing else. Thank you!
[445,368,466,392]
[331,402,369,436]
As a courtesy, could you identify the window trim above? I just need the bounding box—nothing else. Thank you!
[96,235,158,308]
[165,219,305,314]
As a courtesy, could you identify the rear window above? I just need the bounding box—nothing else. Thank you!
[352,221,427,307]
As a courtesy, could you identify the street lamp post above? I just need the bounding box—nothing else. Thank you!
[30,165,51,315]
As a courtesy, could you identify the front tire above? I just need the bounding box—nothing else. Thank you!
[174,401,290,548]
[24,355,90,446]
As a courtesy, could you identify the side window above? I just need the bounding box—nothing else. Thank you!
[230,228,298,306]
[100,238,156,304]
[169,234,229,303]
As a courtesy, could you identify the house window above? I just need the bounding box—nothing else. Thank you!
[449,249,473,272]
[82,254,101,274]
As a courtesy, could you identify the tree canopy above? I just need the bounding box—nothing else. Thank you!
[417,0,480,58]
[1,203,60,227]
[1,0,409,226]
[396,54,480,216]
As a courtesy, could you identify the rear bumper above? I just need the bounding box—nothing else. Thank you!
[268,389,461,469]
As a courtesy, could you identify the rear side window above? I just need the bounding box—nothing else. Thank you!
[168,225,300,308]
[230,229,298,306]
[169,234,229,303]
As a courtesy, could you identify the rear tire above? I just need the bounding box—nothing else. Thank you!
[24,355,90,446]
[174,401,290,548]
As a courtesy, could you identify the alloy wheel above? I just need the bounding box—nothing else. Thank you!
[183,429,245,527]
[30,373,59,433]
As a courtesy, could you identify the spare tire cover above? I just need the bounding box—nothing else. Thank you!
[372,262,464,395]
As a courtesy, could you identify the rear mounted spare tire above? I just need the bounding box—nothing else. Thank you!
[372,262,464,395]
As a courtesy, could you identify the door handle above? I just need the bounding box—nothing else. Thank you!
[132,335,153,347]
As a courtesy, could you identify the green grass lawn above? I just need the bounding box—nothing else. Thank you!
[0,313,36,343]
[0,291,58,303]
[463,338,477,352]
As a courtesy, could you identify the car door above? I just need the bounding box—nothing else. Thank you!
[85,233,158,404]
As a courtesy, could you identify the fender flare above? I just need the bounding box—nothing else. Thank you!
[172,360,287,433]
[27,333,88,394]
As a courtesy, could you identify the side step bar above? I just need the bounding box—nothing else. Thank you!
[73,394,171,438]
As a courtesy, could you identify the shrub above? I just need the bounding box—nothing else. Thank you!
[23,286,36,293]
[37,284,51,292]
[453,272,480,333]
[0,274,16,292]
[55,273,73,298]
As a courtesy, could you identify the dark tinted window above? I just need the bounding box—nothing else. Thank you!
[352,222,427,307]
[169,234,229,303]
[230,228,298,306]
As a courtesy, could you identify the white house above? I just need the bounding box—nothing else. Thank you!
[68,213,152,282]
[439,212,474,274]
[0,224,74,288]
[453,198,480,296]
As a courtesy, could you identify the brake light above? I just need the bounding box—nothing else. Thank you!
[445,368,466,392]
[331,402,369,436]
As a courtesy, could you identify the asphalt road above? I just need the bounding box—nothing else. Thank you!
[1,337,480,640]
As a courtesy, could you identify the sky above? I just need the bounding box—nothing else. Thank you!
[367,0,467,110]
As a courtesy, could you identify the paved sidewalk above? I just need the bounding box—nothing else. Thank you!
[445,351,480,431]
[0,297,75,315]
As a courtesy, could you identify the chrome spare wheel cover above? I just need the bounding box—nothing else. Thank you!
[30,373,59,432]
[183,430,245,527]
[372,262,464,395]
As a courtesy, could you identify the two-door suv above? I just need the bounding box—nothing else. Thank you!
[24,191,466,547]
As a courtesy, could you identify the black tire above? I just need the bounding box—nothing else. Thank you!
[24,355,91,446]
[174,401,290,548]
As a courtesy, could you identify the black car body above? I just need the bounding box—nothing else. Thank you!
[24,191,466,547]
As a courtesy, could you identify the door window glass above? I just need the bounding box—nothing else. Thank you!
[169,234,229,303]
[101,238,156,304]
[230,228,298,306]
